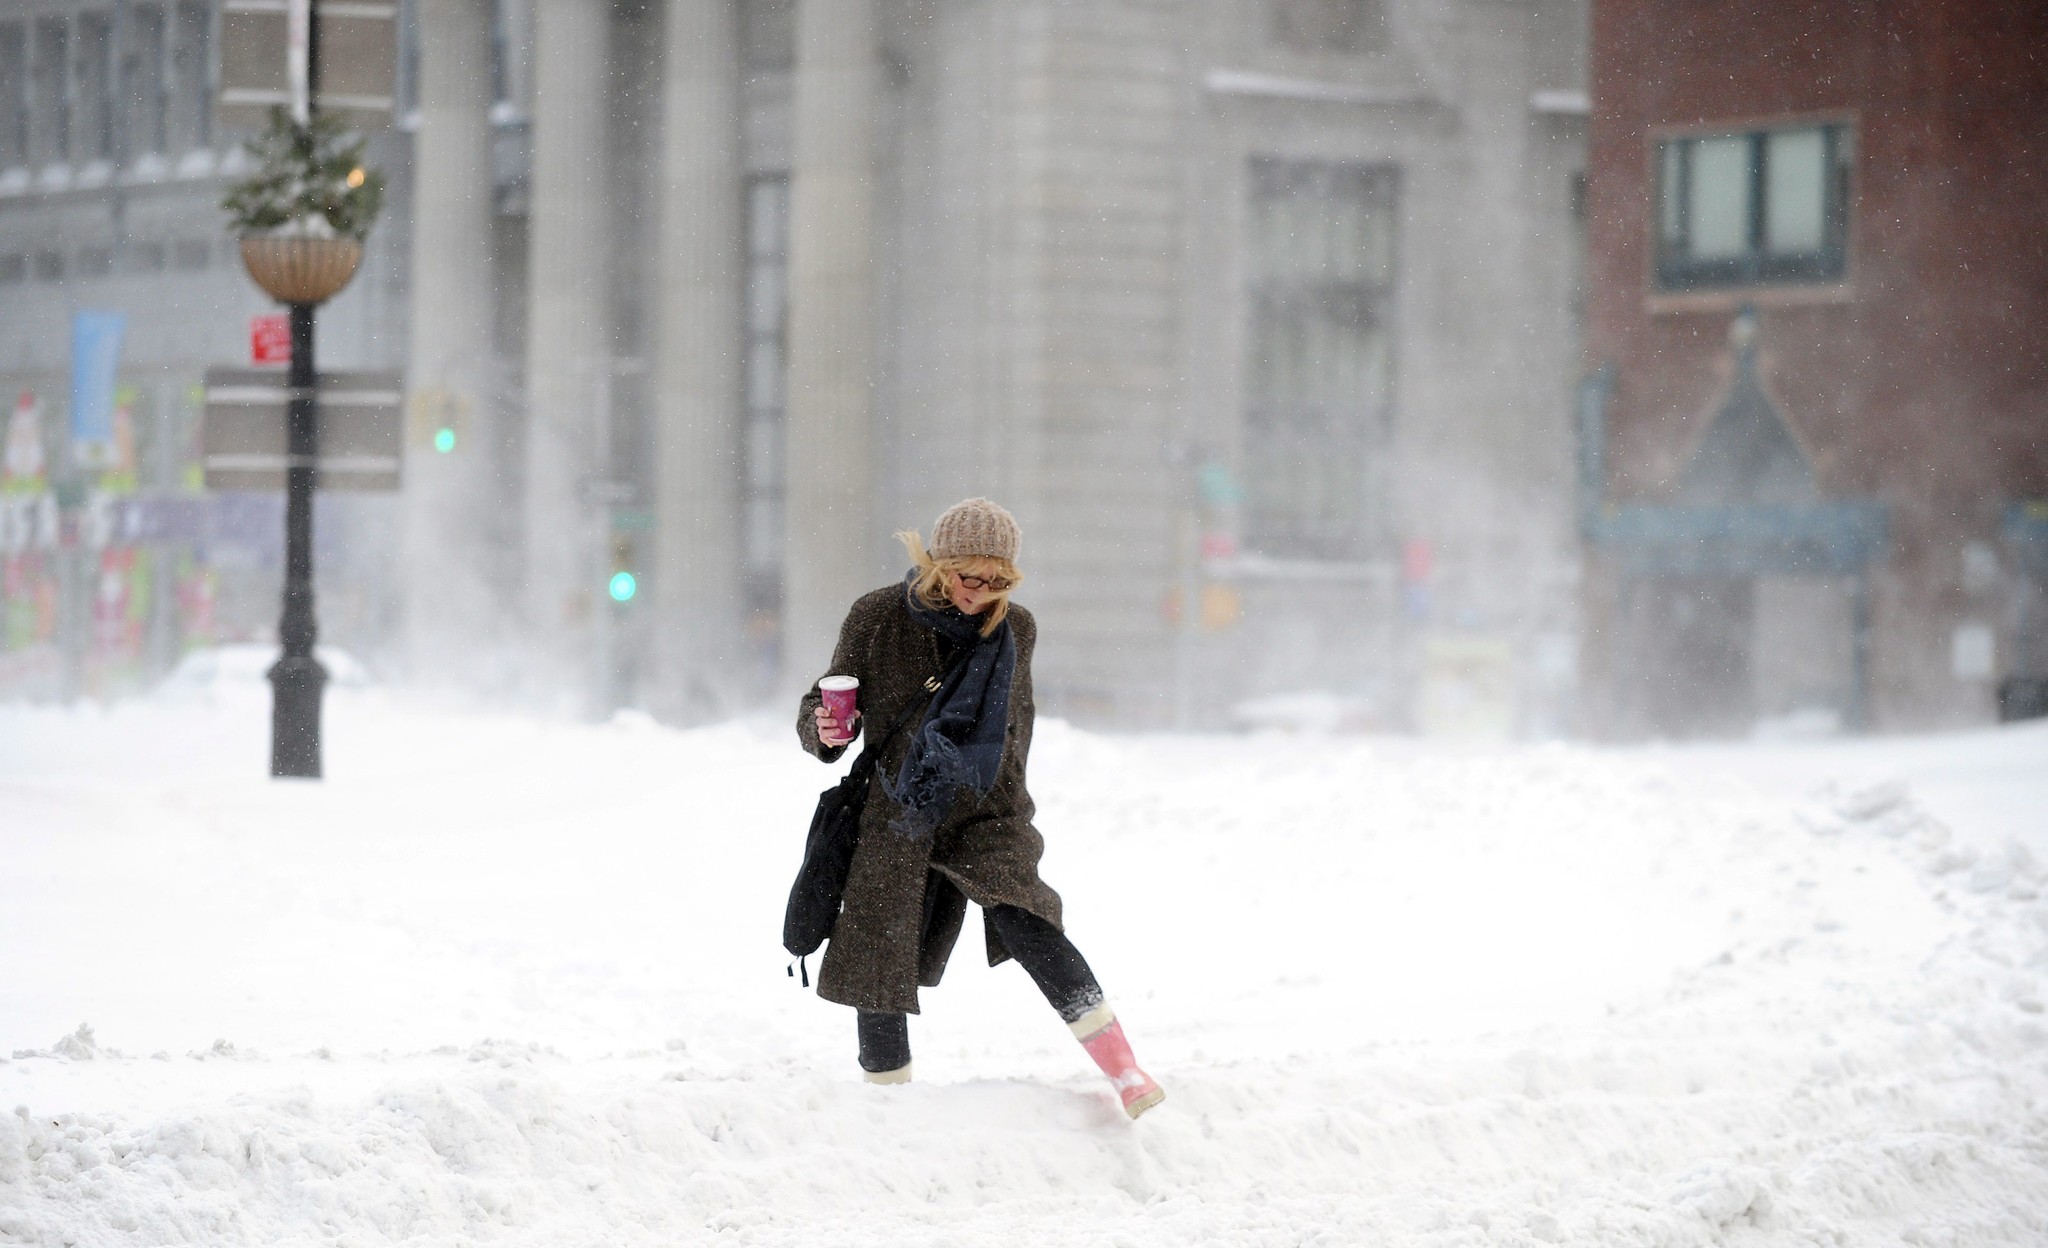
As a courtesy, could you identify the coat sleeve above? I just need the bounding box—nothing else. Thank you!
[1004,607,1037,773]
[796,593,876,763]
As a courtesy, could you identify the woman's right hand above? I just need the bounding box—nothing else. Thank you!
[814,704,860,748]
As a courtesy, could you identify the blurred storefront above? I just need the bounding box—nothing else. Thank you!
[0,1,406,700]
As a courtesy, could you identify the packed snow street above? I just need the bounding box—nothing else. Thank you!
[5,0,2046,1242]
[3,687,2045,1246]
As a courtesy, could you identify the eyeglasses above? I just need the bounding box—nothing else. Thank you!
[953,572,1015,592]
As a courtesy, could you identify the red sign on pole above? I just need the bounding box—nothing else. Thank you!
[250,314,291,366]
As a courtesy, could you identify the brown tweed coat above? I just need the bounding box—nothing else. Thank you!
[796,584,1064,1014]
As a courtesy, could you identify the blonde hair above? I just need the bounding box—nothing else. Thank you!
[896,529,1022,637]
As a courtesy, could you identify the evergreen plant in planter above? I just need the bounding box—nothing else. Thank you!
[222,108,387,306]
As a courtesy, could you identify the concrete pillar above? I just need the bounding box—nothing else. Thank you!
[523,0,610,712]
[782,0,879,684]
[404,0,498,685]
[651,0,745,721]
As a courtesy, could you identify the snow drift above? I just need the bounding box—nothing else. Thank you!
[2,692,2044,1246]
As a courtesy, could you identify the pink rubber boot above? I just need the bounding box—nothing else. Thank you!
[1070,1004,1165,1119]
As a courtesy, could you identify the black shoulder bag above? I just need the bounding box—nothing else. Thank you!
[783,657,960,981]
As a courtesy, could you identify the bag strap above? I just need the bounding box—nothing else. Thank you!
[854,648,968,767]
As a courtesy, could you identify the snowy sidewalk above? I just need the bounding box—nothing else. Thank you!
[3,691,2045,1246]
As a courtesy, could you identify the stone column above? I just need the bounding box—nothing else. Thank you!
[404,0,497,685]
[651,0,744,721]
[782,0,879,685]
[523,0,610,712]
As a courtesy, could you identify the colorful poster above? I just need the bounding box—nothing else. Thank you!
[1,497,30,554]
[98,386,142,495]
[3,553,57,651]
[182,383,206,493]
[71,311,127,468]
[176,557,217,647]
[87,545,152,695]
[4,390,44,494]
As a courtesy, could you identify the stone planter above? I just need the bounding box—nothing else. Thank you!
[238,235,365,306]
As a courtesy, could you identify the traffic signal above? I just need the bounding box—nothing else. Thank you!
[409,388,465,454]
[608,534,638,603]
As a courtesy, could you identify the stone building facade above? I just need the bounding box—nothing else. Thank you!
[499,0,1593,731]
[2,0,1591,731]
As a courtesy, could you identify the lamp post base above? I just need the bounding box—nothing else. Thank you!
[268,653,329,779]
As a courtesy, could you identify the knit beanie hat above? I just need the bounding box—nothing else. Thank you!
[930,497,1022,564]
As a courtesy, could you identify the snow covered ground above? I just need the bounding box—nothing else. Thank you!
[3,678,2045,1246]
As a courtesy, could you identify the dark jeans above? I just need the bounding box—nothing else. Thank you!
[856,903,1104,1073]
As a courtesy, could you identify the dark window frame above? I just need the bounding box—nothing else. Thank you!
[1267,0,1389,56]
[0,23,26,170]
[76,10,117,165]
[33,16,73,166]
[1241,155,1399,561]
[164,1,213,153]
[740,0,794,75]
[125,3,170,159]
[1654,123,1851,292]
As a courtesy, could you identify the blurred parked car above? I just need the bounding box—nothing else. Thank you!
[154,644,375,700]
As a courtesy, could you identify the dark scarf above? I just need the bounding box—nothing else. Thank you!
[881,570,1017,840]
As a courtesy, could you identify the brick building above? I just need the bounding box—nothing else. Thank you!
[1579,0,2048,736]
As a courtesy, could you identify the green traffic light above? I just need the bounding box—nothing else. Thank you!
[433,426,457,453]
[608,571,638,602]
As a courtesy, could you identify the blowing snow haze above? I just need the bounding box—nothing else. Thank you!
[0,0,2036,738]
[3,2,2048,1244]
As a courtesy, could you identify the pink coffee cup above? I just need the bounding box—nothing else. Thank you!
[819,675,859,727]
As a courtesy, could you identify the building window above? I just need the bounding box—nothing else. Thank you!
[1268,0,1387,55]
[1655,124,1850,290]
[741,0,794,75]
[0,24,26,170]
[32,249,64,281]
[171,238,211,269]
[0,253,25,284]
[127,5,169,157]
[1243,157,1397,560]
[741,174,790,614]
[170,1,212,151]
[33,18,72,166]
[77,13,114,164]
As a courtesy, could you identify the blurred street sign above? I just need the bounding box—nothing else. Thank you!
[579,478,640,507]
[1197,462,1244,505]
[202,368,404,492]
[218,0,398,131]
[70,312,125,468]
[250,314,291,365]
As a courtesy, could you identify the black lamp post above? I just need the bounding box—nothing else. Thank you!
[225,0,373,778]
[271,302,325,776]
[233,232,365,776]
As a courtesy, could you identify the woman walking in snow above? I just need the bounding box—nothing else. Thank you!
[797,497,1165,1118]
